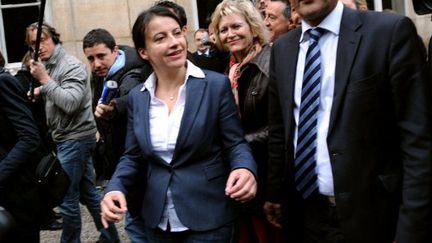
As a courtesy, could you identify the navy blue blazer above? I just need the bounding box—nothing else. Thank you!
[106,69,257,231]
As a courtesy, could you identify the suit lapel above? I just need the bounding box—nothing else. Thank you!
[172,76,206,160]
[280,29,301,130]
[135,90,154,157]
[328,8,362,135]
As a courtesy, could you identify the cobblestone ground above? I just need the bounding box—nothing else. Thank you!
[40,204,130,243]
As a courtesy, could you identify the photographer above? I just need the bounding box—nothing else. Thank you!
[192,28,229,73]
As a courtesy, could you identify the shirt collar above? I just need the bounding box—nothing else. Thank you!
[299,1,344,42]
[43,44,62,66]
[198,48,210,56]
[140,60,205,93]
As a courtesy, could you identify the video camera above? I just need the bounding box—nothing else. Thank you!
[413,0,432,15]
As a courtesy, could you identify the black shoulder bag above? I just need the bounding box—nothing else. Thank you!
[35,150,70,209]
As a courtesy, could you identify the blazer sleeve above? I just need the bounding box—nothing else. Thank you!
[114,68,144,117]
[217,76,257,176]
[0,73,40,184]
[105,89,146,195]
[391,17,432,243]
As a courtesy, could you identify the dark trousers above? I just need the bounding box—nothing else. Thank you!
[301,194,345,243]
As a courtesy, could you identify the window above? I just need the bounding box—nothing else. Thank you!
[0,0,41,63]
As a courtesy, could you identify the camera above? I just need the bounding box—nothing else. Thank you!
[201,36,212,46]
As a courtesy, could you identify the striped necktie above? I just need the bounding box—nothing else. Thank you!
[294,28,324,199]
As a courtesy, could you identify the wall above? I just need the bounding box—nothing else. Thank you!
[406,0,432,46]
[51,0,198,64]
[47,0,432,64]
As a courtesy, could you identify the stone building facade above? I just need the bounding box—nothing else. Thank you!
[0,0,431,66]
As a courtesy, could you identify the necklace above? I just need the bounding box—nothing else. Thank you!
[169,91,178,101]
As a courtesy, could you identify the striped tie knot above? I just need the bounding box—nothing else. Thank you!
[308,28,324,43]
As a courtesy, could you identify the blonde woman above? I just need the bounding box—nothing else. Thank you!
[211,0,283,242]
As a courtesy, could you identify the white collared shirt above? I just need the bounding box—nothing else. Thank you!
[141,60,205,231]
[197,48,210,57]
[293,1,344,196]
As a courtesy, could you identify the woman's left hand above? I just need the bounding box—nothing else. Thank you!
[225,168,257,203]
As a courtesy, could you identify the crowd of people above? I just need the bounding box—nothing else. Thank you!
[1,0,432,243]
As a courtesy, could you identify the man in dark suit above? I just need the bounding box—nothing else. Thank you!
[263,0,432,243]
[0,58,47,242]
[192,28,229,73]
[193,29,211,58]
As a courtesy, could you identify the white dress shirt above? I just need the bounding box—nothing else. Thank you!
[141,61,205,231]
[197,48,210,57]
[293,1,344,196]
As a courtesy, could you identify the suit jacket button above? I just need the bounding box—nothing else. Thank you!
[251,91,258,96]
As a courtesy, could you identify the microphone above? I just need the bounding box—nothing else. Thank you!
[99,80,118,105]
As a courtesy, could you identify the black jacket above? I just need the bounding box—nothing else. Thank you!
[0,68,40,185]
[0,67,49,228]
[191,48,229,74]
[237,45,271,207]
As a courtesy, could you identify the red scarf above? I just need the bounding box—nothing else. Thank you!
[228,42,262,108]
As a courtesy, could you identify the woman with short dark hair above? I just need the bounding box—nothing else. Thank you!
[101,6,257,242]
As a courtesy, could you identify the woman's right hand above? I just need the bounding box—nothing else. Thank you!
[100,191,128,228]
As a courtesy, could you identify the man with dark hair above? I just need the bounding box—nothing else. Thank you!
[264,0,432,242]
[193,29,211,57]
[265,0,293,42]
[25,23,119,243]
[83,28,150,181]
[191,28,228,73]
[83,28,151,243]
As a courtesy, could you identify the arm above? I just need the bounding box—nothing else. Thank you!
[216,77,257,202]
[391,17,432,243]
[245,126,268,145]
[31,60,88,115]
[97,67,149,120]
[264,46,288,228]
[115,68,147,116]
[105,90,146,194]
[101,90,146,224]
[0,73,40,184]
